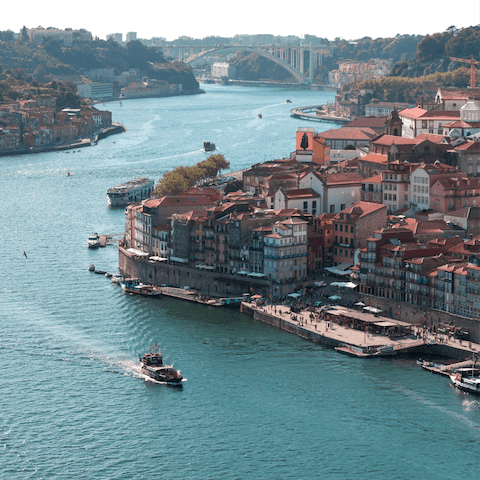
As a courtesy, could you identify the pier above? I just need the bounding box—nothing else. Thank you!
[160,286,244,308]
[290,105,351,124]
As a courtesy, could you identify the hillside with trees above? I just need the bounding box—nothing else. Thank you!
[354,25,480,103]
[383,25,480,79]
[0,32,200,91]
[0,66,83,109]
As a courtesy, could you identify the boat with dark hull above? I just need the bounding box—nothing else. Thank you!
[140,343,183,386]
[203,141,216,152]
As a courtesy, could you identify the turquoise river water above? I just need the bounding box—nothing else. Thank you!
[1,84,479,479]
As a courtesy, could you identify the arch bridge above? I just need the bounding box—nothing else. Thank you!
[164,44,333,85]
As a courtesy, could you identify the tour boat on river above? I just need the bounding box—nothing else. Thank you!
[140,343,183,386]
[203,141,216,152]
[122,279,161,296]
[107,177,154,206]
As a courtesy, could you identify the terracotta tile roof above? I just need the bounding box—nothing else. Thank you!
[454,141,480,151]
[433,176,480,189]
[317,127,378,140]
[398,106,428,119]
[362,174,383,184]
[446,207,480,219]
[337,201,386,218]
[282,188,320,200]
[438,87,480,100]
[144,195,216,208]
[372,134,417,147]
[280,217,309,225]
[419,110,460,119]
[359,153,388,164]
[180,187,221,196]
[324,172,365,185]
[345,117,387,130]
[252,225,273,232]
[414,133,450,144]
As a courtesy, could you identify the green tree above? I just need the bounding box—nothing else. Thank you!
[20,26,29,43]
[153,154,230,197]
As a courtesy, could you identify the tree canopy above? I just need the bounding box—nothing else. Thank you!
[153,154,230,197]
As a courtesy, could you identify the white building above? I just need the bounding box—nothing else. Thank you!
[399,106,460,139]
[126,32,137,43]
[107,33,123,43]
[211,63,236,79]
[76,83,114,100]
[263,218,308,281]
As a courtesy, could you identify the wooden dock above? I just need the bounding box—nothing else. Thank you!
[160,286,243,308]
[421,359,480,377]
[99,233,123,247]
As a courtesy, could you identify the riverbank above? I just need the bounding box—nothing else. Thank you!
[0,123,126,157]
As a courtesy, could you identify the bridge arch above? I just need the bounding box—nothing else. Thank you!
[185,46,310,84]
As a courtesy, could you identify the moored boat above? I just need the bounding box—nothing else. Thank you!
[450,372,480,395]
[111,273,123,284]
[87,232,101,249]
[203,141,216,152]
[122,278,161,296]
[140,343,183,386]
[107,177,154,207]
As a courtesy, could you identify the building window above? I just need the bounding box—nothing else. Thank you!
[303,201,308,210]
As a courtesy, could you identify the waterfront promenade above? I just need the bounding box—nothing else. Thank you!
[242,302,480,360]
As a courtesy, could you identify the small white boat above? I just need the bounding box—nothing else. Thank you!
[87,232,100,249]
[450,372,480,395]
[450,354,480,395]
[111,273,123,284]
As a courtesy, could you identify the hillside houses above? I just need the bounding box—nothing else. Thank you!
[0,97,112,151]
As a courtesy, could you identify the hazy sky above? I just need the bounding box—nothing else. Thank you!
[3,0,479,42]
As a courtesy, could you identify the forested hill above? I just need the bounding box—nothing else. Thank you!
[389,25,480,78]
[0,36,200,91]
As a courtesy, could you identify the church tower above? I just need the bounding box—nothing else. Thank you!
[385,106,403,136]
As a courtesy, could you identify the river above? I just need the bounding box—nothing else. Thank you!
[1,84,479,479]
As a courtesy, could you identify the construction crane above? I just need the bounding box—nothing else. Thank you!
[450,57,480,88]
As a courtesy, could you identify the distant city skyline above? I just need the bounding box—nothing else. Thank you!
[2,0,479,43]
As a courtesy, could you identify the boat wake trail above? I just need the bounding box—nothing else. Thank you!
[377,375,480,431]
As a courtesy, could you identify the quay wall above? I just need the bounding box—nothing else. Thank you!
[356,293,480,344]
[119,247,480,345]
[119,245,288,297]
[241,304,341,349]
